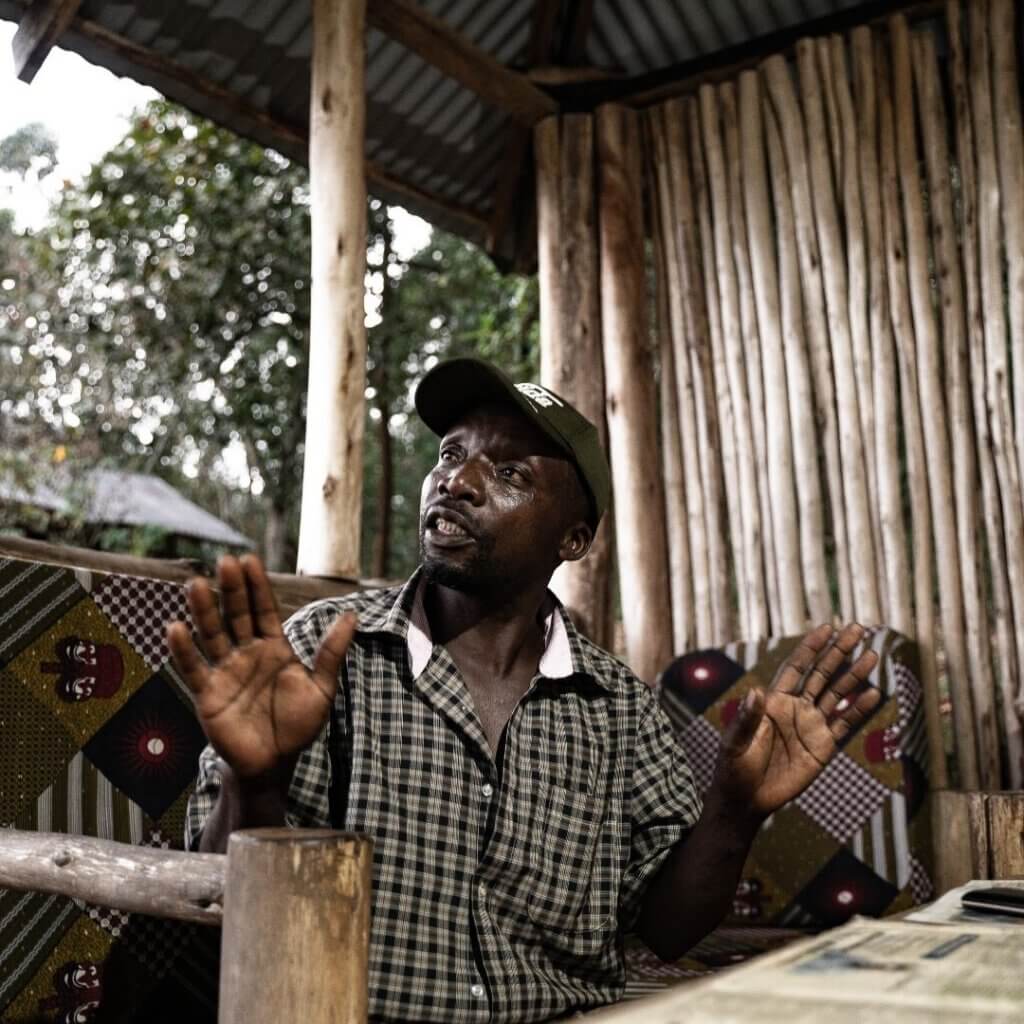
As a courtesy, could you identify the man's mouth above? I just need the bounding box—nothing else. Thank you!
[434,515,469,538]
[424,507,477,547]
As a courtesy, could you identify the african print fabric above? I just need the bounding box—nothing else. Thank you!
[0,557,219,1023]
[658,627,934,928]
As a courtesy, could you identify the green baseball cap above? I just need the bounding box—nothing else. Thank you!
[414,357,611,524]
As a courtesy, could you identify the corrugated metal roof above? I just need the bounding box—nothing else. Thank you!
[0,0,897,260]
[0,468,252,546]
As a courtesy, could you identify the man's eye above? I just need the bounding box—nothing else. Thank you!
[439,449,457,463]
[499,466,525,482]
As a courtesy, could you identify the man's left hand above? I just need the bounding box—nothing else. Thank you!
[711,623,881,824]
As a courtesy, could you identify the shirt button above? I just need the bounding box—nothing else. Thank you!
[481,782,494,798]
[470,983,485,999]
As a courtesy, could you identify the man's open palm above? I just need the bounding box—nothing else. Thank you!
[167,555,356,780]
[714,623,881,820]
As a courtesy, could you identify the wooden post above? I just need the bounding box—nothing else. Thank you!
[989,0,1024,737]
[661,100,735,645]
[762,56,854,623]
[596,103,673,682]
[990,0,1024,501]
[649,107,713,649]
[688,97,761,638]
[649,154,694,652]
[796,39,881,626]
[829,34,884,575]
[878,38,949,789]
[891,15,979,790]
[721,81,782,633]
[970,0,1024,780]
[685,96,746,642]
[297,0,368,579]
[912,29,1002,790]
[851,27,913,637]
[738,70,807,635]
[949,0,1024,788]
[762,88,832,626]
[535,114,614,647]
[219,828,373,1024]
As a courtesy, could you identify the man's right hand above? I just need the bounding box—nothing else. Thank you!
[167,554,356,782]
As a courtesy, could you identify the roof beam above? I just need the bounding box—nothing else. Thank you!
[486,0,597,256]
[552,0,942,109]
[65,15,490,241]
[485,0,563,252]
[367,0,557,125]
[12,0,84,83]
[559,0,597,65]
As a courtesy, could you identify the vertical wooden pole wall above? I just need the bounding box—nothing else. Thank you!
[297,0,367,579]
[644,2,1024,787]
[597,104,673,683]
[535,115,615,649]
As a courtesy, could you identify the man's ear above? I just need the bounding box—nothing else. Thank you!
[558,521,594,563]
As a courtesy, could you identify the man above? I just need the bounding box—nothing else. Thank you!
[172,357,880,1023]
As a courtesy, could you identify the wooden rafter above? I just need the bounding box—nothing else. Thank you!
[367,0,557,125]
[62,15,490,242]
[12,0,83,83]
[486,0,597,255]
[485,0,562,252]
[559,0,597,65]
[550,0,943,108]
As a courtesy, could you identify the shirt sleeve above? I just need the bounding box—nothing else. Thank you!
[618,687,703,931]
[183,603,341,851]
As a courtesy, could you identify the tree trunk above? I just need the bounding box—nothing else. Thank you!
[371,390,392,579]
[370,220,394,581]
[264,501,290,573]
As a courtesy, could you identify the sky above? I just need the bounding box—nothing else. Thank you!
[0,16,431,486]
[0,18,431,254]
[0,20,156,226]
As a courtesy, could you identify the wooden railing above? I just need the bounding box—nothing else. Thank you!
[0,534,382,617]
[0,828,373,1023]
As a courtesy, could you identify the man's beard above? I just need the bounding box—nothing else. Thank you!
[419,525,503,594]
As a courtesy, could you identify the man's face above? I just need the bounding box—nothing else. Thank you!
[419,404,588,594]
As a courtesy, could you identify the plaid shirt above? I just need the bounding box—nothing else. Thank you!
[186,570,701,1023]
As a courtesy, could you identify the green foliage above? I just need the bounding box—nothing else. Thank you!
[0,122,58,180]
[0,101,539,577]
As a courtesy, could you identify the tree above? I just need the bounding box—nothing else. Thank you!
[1,101,539,578]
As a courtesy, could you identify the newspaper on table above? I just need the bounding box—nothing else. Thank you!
[582,896,1024,1022]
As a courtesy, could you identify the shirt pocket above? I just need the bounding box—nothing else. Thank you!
[527,779,616,937]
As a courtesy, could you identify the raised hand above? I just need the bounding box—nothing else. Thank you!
[712,623,881,821]
[167,554,356,780]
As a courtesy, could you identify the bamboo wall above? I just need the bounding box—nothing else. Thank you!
[647,0,1024,791]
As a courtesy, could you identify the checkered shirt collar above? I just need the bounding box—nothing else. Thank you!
[354,567,609,690]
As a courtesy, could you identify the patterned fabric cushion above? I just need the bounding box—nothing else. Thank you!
[0,557,921,1014]
[0,557,218,1023]
[658,628,934,928]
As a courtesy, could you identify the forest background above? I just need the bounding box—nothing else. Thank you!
[0,101,540,579]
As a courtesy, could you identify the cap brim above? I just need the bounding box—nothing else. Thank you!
[414,358,570,455]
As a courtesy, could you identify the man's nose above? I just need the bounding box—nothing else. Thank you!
[438,460,484,504]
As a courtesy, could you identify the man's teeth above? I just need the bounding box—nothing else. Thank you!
[436,517,468,537]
